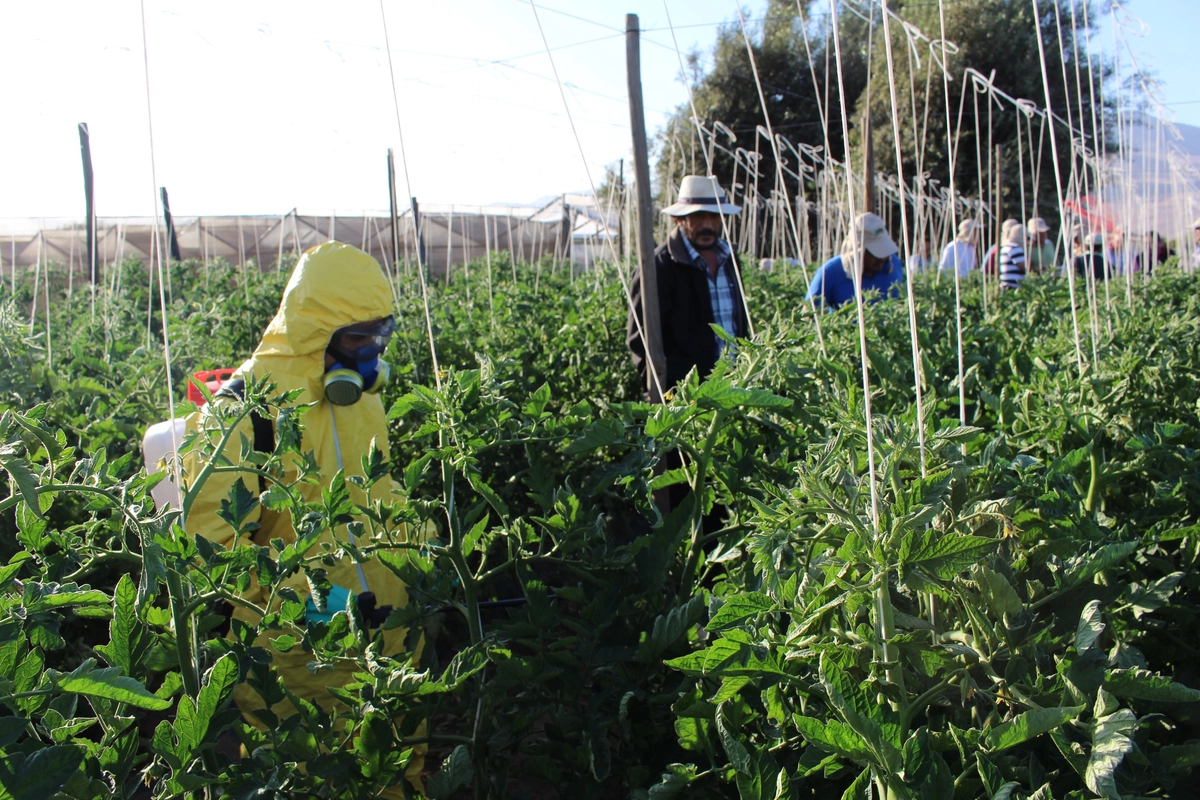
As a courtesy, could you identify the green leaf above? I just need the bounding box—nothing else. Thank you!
[1127,572,1184,619]
[1064,542,1138,586]
[426,744,472,800]
[95,574,139,674]
[1158,744,1200,774]
[1104,669,1200,703]
[216,479,260,534]
[523,383,551,417]
[716,703,752,775]
[984,706,1084,752]
[1076,600,1105,653]
[0,717,26,749]
[0,745,84,800]
[904,533,996,580]
[51,659,170,711]
[587,728,611,782]
[706,593,776,632]
[793,716,871,763]
[693,379,790,410]
[645,405,697,438]
[564,418,625,454]
[0,456,42,520]
[933,425,985,444]
[647,763,700,798]
[839,767,871,800]
[975,565,1023,618]
[665,638,787,679]
[1086,709,1136,799]
[196,654,238,735]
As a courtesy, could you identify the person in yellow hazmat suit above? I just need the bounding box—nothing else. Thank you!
[182,241,423,794]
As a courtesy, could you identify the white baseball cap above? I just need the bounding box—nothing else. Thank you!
[1027,217,1051,233]
[843,212,899,259]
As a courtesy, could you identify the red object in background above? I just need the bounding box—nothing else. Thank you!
[187,369,236,406]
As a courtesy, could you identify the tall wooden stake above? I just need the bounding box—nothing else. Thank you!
[994,143,1004,270]
[626,13,665,403]
[862,110,875,215]
[160,187,182,262]
[411,196,426,277]
[78,123,97,285]
[387,149,401,274]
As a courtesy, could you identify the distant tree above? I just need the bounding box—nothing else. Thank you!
[654,0,1109,241]
[655,1,867,213]
[855,0,1108,230]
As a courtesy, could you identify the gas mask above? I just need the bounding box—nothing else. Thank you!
[323,316,396,406]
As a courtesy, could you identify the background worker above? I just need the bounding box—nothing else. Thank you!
[806,212,904,312]
[627,175,748,392]
[982,218,1019,275]
[1026,217,1055,274]
[999,222,1028,291]
[938,219,978,278]
[183,241,423,794]
[1074,232,1108,281]
[1192,217,1200,268]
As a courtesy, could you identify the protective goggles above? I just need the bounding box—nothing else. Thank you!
[330,315,396,362]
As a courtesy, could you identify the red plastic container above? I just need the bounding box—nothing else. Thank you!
[187,368,237,406]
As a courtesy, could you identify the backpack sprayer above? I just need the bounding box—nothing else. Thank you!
[141,368,236,510]
[141,369,392,629]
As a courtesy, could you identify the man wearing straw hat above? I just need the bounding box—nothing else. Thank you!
[1026,217,1055,274]
[806,212,904,312]
[627,175,748,391]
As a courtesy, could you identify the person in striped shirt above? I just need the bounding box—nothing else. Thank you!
[999,222,1028,291]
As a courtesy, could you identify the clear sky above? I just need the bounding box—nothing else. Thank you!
[1,0,1194,220]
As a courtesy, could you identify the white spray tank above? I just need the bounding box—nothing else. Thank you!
[142,369,236,510]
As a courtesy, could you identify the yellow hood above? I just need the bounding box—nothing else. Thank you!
[186,239,406,604]
[245,240,395,402]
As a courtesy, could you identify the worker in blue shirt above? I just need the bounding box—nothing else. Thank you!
[806,212,904,311]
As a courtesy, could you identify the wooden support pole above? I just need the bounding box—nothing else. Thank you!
[387,149,401,274]
[627,13,665,403]
[78,122,97,285]
[862,110,875,216]
[160,187,182,262]
[994,143,1004,266]
[411,196,426,277]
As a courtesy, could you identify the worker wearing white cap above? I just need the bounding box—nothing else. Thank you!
[938,219,978,278]
[806,212,904,311]
[1026,217,1055,273]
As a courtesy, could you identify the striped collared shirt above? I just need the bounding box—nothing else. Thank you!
[682,234,738,354]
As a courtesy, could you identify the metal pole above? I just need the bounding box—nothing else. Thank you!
[626,13,665,403]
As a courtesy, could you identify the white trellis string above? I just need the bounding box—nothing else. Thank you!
[526,0,668,403]
[1031,0,1085,378]
[880,0,928,476]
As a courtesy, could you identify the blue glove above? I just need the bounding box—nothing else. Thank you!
[304,584,353,625]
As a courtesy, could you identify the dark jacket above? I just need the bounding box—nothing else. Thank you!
[627,227,749,390]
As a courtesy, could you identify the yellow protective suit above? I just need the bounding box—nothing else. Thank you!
[182,241,423,794]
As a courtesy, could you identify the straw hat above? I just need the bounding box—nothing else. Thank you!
[662,175,741,217]
[1027,217,1051,233]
